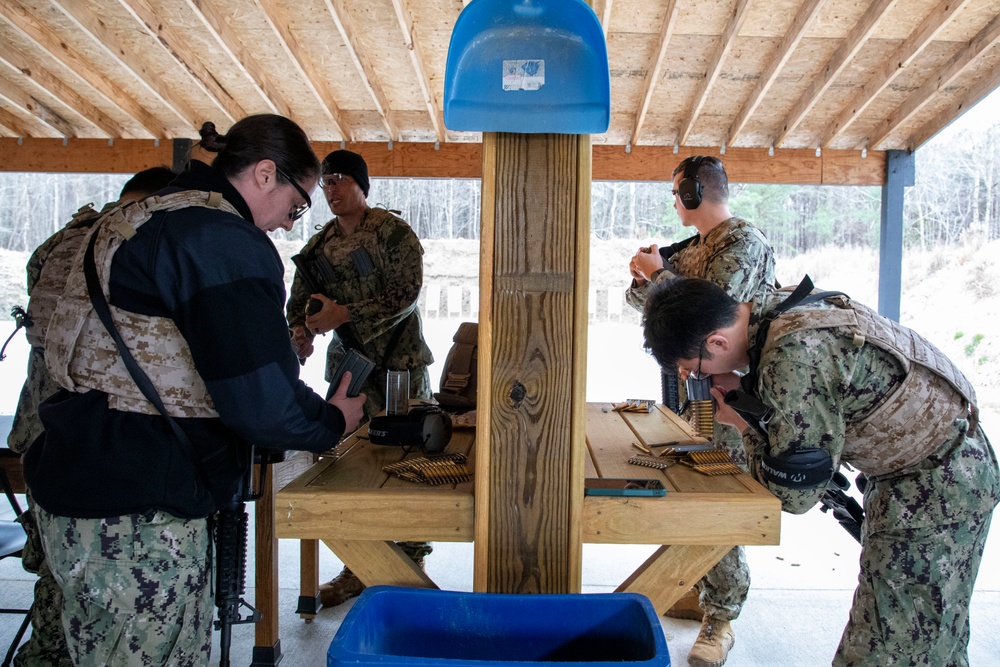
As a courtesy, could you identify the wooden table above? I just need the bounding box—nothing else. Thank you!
[265,402,780,624]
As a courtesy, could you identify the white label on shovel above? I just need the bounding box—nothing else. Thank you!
[502,60,545,91]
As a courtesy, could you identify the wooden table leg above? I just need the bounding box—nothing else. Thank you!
[323,539,438,589]
[296,539,320,620]
[252,465,281,666]
[616,544,732,615]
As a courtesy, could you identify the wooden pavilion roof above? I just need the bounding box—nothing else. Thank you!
[1,0,999,182]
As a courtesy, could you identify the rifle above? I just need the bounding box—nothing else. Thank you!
[214,448,284,667]
[819,470,865,544]
[1,305,32,361]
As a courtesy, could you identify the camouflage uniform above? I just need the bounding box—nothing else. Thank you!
[288,207,434,421]
[8,204,106,667]
[627,216,775,621]
[741,289,1000,666]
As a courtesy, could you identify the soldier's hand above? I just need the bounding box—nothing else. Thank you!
[305,294,351,335]
[290,325,314,359]
[710,385,749,432]
[328,371,366,432]
[631,244,664,281]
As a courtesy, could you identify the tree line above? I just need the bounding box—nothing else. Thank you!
[1,118,997,253]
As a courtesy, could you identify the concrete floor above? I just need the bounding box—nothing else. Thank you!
[2,499,998,666]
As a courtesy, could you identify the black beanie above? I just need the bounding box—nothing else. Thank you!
[321,150,370,197]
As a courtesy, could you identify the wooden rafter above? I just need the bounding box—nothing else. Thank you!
[772,0,898,148]
[631,0,679,147]
[595,0,613,36]
[822,0,972,148]
[908,57,1000,150]
[324,0,400,141]
[0,43,125,138]
[726,0,824,148]
[48,0,199,131]
[253,0,350,141]
[0,2,167,138]
[677,0,753,147]
[390,0,445,143]
[0,76,75,137]
[868,13,1000,150]
[115,0,243,125]
[181,0,289,118]
[0,105,42,136]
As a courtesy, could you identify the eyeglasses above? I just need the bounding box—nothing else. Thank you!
[321,173,353,189]
[276,166,312,221]
[689,344,711,380]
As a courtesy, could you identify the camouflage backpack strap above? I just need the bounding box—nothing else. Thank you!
[433,322,478,409]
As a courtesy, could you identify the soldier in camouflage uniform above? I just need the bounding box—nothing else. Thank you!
[625,156,775,667]
[643,277,1000,667]
[287,149,434,608]
[7,167,175,667]
[24,115,366,666]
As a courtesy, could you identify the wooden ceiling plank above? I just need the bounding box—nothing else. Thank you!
[772,0,898,149]
[0,76,76,137]
[821,0,973,148]
[324,0,400,141]
[115,0,244,124]
[868,12,1000,150]
[48,0,200,131]
[0,43,125,138]
[907,59,1000,150]
[253,0,350,141]
[677,0,753,147]
[0,106,44,136]
[630,0,680,147]
[389,0,445,143]
[726,0,825,148]
[182,0,289,118]
[0,2,166,138]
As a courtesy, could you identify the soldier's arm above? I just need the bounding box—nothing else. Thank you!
[347,223,423,344]
[704,231,776,302]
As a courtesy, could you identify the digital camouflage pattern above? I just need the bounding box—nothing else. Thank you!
[288,206,433,419]
[626,215,775,621]
[44,192,239,419]
[35,506,214,667]
[741,290,1000,665]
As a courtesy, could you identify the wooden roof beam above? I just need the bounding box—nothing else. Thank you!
[0,43,126,138]
[772,0,897,149]
[677,0,752,147]
[907,60,1000,150]
[254,0,350,141]
[595,0,613,36]
[180,0,289,118]
[631,0,679,147]
[0,103,59,137]
[0,2,167,138]
[324,0,400,141]
[725,0,824,148]
[0,76,76,137]
[822,0,972,149]
[48,0,200,132]
[115,0,244,125]
[390,0,445,143]
[868,12,1000,150]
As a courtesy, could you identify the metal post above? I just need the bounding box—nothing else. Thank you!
[878,149,914,321]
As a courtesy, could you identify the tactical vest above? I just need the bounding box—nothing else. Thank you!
[762,291,977,476]
[44,191,240,419]
[25,204,103,349]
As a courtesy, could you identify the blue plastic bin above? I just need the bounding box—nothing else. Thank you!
[327,586,669,666]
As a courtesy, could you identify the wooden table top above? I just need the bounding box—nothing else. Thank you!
[275,403,780,547]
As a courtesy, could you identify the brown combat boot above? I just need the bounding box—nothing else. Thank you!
[663,586,703,621]
[687,617,735,667]
[319,567,365,608]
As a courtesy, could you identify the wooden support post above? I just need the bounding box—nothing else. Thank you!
[474,132,590,593]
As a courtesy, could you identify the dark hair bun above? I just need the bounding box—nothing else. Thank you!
[198,121,226,152]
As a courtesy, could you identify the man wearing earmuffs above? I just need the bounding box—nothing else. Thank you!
[625,156,774,667]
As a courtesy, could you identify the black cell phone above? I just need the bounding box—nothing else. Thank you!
[584,478,666,497]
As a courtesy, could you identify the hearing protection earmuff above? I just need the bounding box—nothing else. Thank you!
[677,155,706,210]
